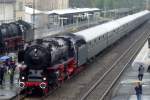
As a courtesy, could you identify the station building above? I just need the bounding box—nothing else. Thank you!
[24,0,69,11]
[24,6,101,39]
[0,0,16,24]
[24,6,100,28]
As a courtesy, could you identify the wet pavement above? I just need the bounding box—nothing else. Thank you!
[0,73,19,100]
[112,41,150,100]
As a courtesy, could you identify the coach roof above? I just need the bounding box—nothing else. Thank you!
[73,10,150,42]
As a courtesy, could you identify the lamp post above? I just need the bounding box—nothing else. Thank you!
[33,0,35,38]
[103,0,106,18]
[3,0,5,23]
[146,0,149,10]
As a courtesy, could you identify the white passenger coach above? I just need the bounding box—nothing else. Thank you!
[73,10,150,61]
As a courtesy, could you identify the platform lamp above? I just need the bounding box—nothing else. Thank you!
[32,0,35,37]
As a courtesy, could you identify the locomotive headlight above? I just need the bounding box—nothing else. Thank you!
[43,77,46,81]
[55,71,59,75]
[21,76,25,80]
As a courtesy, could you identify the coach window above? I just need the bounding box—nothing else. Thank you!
[91,42,93,48]
[99,37,100,40]
[118,28,119,32]
[111,34,113,37]
[90,42,92,45]
[117,29,119,34]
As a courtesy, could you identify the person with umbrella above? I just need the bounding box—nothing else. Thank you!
[138,65,145,81]
[134,81,142,100]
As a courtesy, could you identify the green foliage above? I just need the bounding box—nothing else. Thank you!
[94,0,144,9]
[69,0,145,10]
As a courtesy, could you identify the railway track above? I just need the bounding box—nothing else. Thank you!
[12,21,150,100]
[80,22,150,100]
[11,87,58,100]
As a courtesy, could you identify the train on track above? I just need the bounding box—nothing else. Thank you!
[0,20,31,53]
[18,10,150,95]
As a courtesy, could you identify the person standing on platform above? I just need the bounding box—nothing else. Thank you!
[0,66,3,85]
[135,82,142,100]
[0,62,5,85]
[8,60,16,85]
[138,65,144,81]
[147,65,150,73]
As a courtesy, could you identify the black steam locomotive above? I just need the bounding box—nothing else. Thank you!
[18,34,86,94]
[0,20,32,53]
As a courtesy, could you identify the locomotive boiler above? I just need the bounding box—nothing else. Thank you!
[24,37,69,69]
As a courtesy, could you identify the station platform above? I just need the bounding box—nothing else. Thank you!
[112,41,150,100]
[0,74,19,100]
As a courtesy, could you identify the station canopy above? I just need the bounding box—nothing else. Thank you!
[25,6,100,15]
[25,6,43,14]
